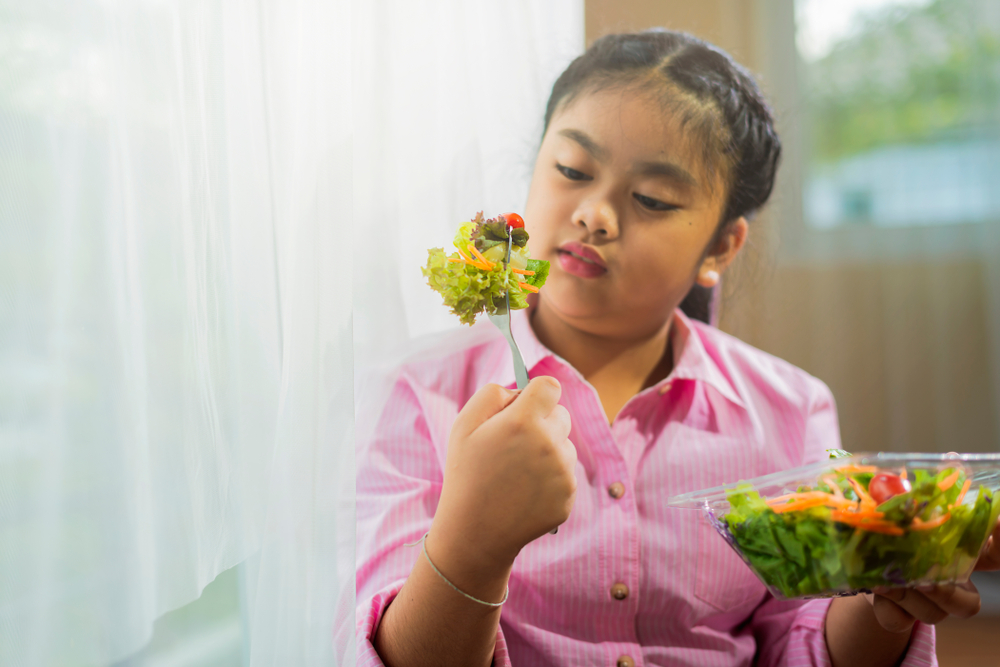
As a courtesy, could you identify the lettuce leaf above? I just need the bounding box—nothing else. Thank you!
[721,468,997,598]
[423,212,550,326]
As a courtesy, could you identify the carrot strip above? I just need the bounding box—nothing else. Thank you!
[467,244,495,270]
[912,513,951,531]
[953,478,972,506]
[938,470,961,492]
[829,511,903,535]
[855,522,905,536]
[512,268,535,276]
[900,468,908,481]
[456,248,477,264]
[766,491,830,505]
[821,475,845,499]
[847,477,877,510]
[831,509,886,522]
[771,497,829,513]
[836,465,879,474]
[518,281,540,293]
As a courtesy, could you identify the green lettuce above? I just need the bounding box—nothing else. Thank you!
[423,212,550,326]
[721,467,998,598]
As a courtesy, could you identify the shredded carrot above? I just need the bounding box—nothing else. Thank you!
[452,249,492,270]
[518,281,540,293]
[767,491,829,505]
[855,522,905,536]
[912,513,951,531]
[771,497,830,513]
[836,465,879,474]
[766,490,855,511]
[831,509,886,522]
[900,468,908,481]
[512,268,535,276]
[937,469,961,492]
[847,477,877,511]
[953,478,972,506]
[830,510,902,535]
[447,257,465,264]
[821,475,845,500]
[455,249,488,269]
[467,244,496,270]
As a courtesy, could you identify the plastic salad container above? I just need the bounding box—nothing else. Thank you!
[667,452,1000,599]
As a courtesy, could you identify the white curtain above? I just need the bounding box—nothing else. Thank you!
[1,0,352,665]
[1,0,582,664]
[352,0,584,367]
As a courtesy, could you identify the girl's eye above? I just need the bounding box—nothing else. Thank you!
[633,192,678,212]
[556,163,592,181]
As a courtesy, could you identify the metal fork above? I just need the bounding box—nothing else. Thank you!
[486,232,529,390]
[485,229,557,534]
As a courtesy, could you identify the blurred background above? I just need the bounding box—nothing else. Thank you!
[2,0,998,665]
[585,0,1000,664]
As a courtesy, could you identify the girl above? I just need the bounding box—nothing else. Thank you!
[355,31,997,667]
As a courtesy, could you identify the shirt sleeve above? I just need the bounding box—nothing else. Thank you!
[750,377,937,666]
[354,372,511,666]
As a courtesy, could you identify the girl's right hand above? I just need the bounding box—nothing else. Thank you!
[430,376,577,576]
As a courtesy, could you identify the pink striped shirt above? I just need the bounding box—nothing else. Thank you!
[355,309,937,666]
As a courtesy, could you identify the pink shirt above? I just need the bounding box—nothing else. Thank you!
[355,309,937,666]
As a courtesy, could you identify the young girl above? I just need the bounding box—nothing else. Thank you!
[355,31,997,667]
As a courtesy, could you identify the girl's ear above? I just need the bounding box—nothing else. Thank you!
[696,217,749,288]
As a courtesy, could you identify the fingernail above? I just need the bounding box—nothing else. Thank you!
[916,584,935,593]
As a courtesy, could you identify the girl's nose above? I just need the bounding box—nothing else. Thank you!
[574,199,619,240]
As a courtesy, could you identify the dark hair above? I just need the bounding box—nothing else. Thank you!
[543,30,781,323]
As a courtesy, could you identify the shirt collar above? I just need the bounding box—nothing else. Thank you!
[508,306,747,411]
[668,309,746,410]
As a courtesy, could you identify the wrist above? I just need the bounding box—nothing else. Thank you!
[427,515,517,599]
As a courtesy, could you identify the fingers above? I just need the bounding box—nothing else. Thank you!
[870,591,925,632]
[975,525,1000,571]
[873,581,982,628]
[452,383,518,439]
[916,581,981,619]
[512,376,562,417]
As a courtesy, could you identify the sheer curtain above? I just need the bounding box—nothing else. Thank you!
[352,0,584,367]
[1,0,351,665]
[2,0,583,664]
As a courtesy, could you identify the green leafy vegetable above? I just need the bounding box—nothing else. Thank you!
[720,466,997,598]
[423,212,550,326]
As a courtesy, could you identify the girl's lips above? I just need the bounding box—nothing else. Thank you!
[556,242,607,278]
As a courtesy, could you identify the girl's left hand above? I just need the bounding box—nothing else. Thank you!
[868,521,1000,631]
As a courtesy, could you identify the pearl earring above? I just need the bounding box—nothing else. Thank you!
[701,270,720,287]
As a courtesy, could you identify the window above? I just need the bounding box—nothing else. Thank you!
[796,0,1000,229]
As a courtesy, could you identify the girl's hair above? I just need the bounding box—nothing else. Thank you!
[543,30,781,323]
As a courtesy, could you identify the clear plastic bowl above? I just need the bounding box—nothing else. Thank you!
[667,453,1000,599]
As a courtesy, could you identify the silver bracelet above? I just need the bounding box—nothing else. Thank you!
[411,532,509,607]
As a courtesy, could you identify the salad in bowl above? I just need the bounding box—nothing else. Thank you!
[668,452,1000,599]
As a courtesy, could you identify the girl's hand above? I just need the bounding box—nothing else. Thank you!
[866,520,1000,632]
[430,377,577,578]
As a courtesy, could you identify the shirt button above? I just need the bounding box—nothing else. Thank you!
[617,656,635,667]
[658,381,673,395]
[608,482,626,499]
[610,582,629,600]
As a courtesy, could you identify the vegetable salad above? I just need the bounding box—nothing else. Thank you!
[423,212,549,325]
[722,458,1000,598]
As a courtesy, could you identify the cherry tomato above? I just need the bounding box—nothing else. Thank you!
[501,212,525,229]
[868,473,911,504]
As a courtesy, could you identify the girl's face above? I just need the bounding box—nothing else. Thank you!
[524,87,746,340]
